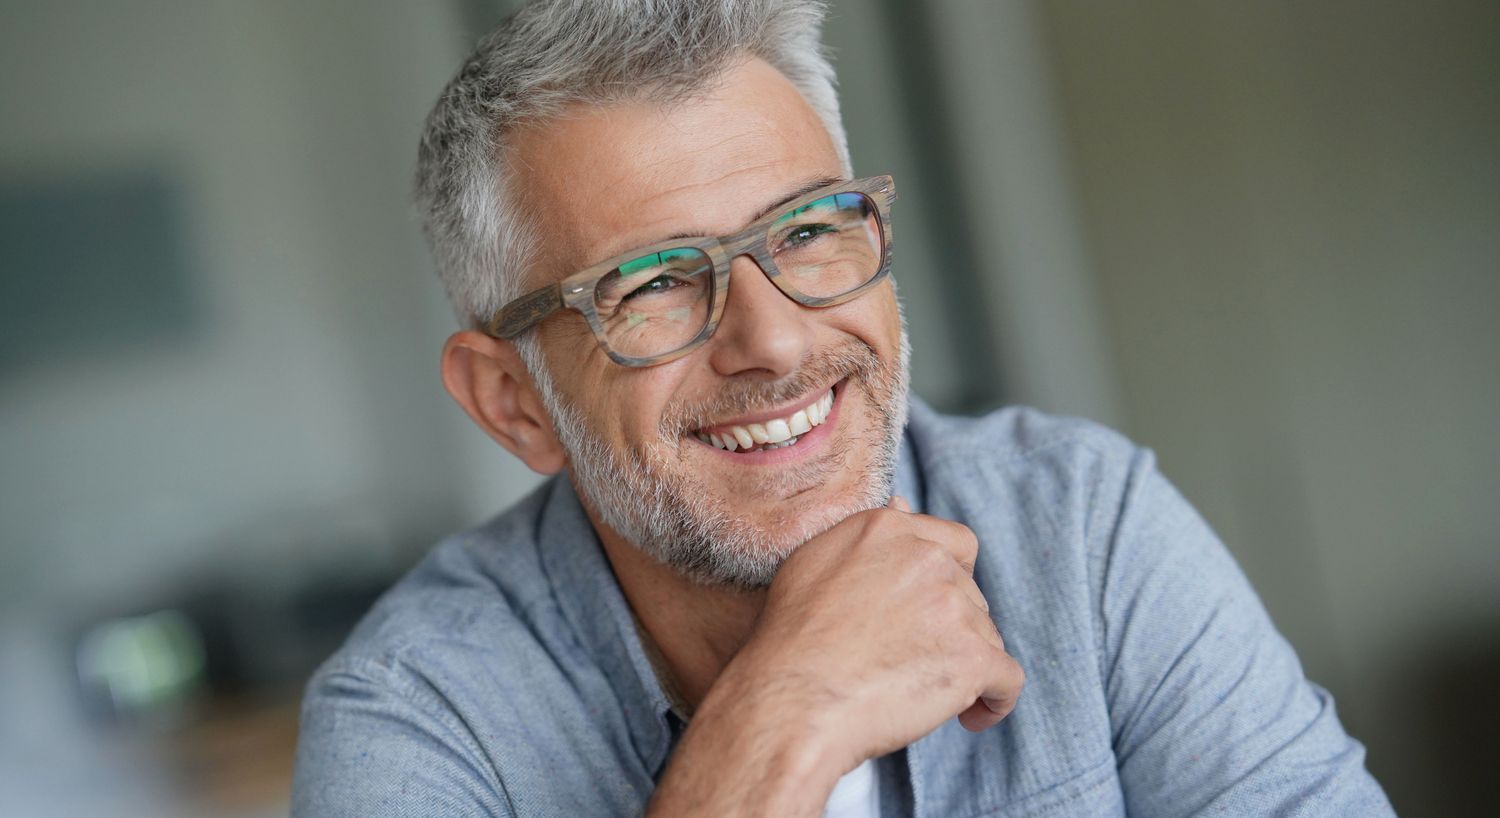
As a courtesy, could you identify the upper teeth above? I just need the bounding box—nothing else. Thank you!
[695,389,835,453]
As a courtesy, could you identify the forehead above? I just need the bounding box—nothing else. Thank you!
[508,57,843,280]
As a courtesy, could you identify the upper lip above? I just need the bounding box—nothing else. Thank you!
[692,381,838,433]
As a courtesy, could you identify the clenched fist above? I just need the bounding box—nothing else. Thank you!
[728,497,1024,768]
[647,498,1024,818]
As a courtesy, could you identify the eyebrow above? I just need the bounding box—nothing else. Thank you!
[655,174,846,245]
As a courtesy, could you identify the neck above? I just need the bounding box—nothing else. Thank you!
[586,510,767,714]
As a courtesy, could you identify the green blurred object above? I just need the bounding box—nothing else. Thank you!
[75,610,206,719]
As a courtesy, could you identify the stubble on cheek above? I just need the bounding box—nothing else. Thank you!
[646,374,882,533]
[562,328,907,586]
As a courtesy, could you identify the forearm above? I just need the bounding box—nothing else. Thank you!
[645,669,842,817]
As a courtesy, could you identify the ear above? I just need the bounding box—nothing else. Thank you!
[441,330,567,475]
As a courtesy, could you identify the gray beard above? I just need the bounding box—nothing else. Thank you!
[528,332,911,589]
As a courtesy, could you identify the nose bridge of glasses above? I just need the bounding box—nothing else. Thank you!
[704,245,816,375]
[723,244,799,308]
[713,225,794,298]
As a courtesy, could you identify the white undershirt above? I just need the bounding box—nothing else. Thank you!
[822,758,880,818]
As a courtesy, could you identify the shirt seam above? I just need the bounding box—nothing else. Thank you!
[328,654,514,813]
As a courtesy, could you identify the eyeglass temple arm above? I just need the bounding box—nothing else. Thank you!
[489,284,563,339]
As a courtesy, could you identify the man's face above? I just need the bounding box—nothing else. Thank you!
[510,57,908,587]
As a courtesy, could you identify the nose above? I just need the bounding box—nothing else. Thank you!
[705,253,813,379]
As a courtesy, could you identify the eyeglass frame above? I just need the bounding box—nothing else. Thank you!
[484,175,896,367]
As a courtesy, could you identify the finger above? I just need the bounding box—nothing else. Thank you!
[910,518,980,574]
[888,495,911,512]
[960,591,1007,655]
[957,699,1006,732]
[976,650,1025,723]
[912,517,979,572]
[952,569,990,615]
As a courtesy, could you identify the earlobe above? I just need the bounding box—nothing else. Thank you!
[440,331,567,475]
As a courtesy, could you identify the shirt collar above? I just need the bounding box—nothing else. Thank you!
[535,476,677,773]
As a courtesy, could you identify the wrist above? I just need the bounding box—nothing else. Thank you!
[702,651,852,779]
[653,660,847,817]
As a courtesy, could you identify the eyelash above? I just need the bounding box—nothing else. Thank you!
[777,223,836,250]
[621,274,685,302]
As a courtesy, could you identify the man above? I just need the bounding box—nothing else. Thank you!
[293,1,1393,815]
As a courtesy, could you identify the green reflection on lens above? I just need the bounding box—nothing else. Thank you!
[618,254,657,277]
[775,199,823,224]
[773,192,867,226]
[618,247,704,278]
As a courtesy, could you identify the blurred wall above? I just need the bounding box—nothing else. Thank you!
[1035,1,1500,812]
[0,3,538,814]
[823,0,1123,422]
[0,0,542,622]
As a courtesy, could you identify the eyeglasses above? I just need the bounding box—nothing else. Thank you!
[486,175,895,367]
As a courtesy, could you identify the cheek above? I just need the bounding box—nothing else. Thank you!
[827,286,902,354]
[585,365,688,448]
[540,325,633,436]
[875,281,902,332]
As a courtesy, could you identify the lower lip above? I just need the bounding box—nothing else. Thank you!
[691,382,845,465]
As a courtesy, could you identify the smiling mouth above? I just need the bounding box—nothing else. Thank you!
[691,387,836,453]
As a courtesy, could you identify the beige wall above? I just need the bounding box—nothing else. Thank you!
[1037,2,1500,811]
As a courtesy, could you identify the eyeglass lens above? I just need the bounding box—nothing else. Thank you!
[590,191,883,359]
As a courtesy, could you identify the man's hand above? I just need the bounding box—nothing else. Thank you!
[731,497,1023,761]
[646,499,1024,817]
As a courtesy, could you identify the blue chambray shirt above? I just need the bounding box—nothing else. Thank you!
[292,400,1394,816]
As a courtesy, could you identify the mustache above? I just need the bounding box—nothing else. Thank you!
[659,341,883,437]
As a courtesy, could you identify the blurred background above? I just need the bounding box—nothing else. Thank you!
[1,0,1495,814]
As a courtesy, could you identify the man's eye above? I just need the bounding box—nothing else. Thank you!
[780,223,836,250]
[622,274,682,301]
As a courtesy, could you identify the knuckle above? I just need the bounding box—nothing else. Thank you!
[958,527,980,560]
[953,521,978,547]
[999,651,1026,689]
[935,582,964,613]
[912,539,949,571]
[932,586,968,621]
[859,507,906,541]
[931,516,975,543]
[990,648,1026,693]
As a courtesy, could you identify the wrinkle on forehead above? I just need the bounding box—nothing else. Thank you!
[508,57,841,285]
[603,159,788,240]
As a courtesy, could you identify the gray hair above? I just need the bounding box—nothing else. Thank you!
[413,0,852,342]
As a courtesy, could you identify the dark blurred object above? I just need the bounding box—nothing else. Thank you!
[0,168,199,374]
[74,572,390,715]
[1407,628,1500,814]
[64,569,392,814]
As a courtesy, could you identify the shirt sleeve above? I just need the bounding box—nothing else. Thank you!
[1099,447,1394,816]
[291,660,515,818]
